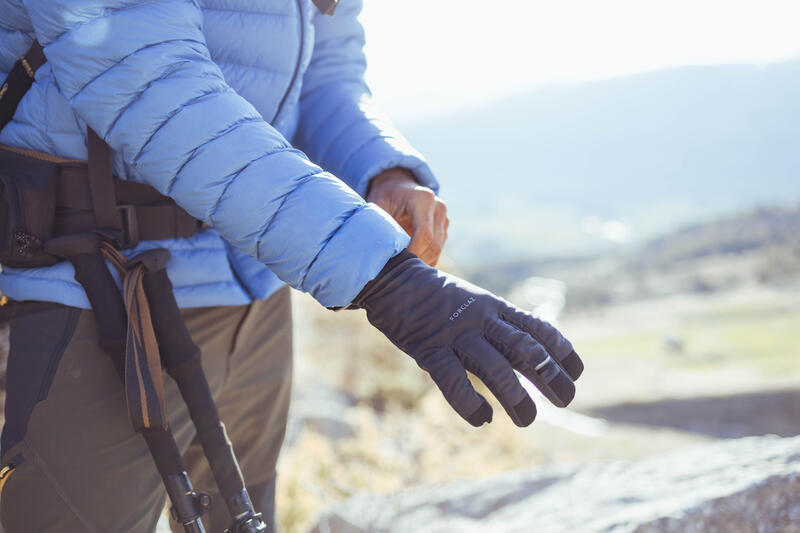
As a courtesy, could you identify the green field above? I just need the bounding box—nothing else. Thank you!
[572,297,800,375]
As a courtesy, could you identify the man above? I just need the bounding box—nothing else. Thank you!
[0,1,582,531]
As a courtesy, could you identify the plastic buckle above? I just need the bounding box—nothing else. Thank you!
[117,204,139,249]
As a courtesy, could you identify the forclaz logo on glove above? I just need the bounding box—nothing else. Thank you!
[449,297,476,321]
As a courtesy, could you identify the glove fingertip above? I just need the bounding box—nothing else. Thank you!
[466,400,493,427]
[512,396,537,427]
[561,350,584,381]
[549,372,577,408]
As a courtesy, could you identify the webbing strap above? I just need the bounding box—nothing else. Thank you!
[20,41,45,74]
[87,128,122,235]
[0,40,45,131]
[102,243,169,431]
[312,0,338,15]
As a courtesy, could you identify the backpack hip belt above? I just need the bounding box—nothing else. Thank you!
[0,139,205,267]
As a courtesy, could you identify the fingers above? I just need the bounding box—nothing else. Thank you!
[484,320,576,408]
[500,307,584,381]
[406,189,435,259]
[407,191,448,266]
[556,350,583,382]
[369,175,449,267]
[419,351,493,426]
[454,335,537,427]
[407,197,434,258]
[429,200,449,267]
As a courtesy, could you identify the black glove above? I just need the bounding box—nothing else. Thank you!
[353,250,583,427]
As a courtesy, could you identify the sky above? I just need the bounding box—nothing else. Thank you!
[360,0,800,124]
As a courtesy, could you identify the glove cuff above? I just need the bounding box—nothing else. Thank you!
[350,248,418,309]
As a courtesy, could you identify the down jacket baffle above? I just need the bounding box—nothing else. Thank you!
[0,0,438,309]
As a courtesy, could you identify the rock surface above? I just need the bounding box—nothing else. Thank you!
[311,435,800,533]
[285,375,359,444]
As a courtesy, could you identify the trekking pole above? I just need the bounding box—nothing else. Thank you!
[45,236,212,532]
[43,141,264,531]
[99,243,266,531]
[140,256,267,533]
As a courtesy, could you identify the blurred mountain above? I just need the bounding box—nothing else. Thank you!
[469,203,800,308]
[402,60,800,266]
[638,204,800,265]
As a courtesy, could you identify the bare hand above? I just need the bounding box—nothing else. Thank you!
[366,168,449,267]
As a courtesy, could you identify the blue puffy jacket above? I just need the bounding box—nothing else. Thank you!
[0,0,437,308]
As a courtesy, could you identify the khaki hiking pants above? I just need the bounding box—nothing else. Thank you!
[0,286,292,533]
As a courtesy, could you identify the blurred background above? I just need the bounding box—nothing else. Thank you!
[277,1,800,532]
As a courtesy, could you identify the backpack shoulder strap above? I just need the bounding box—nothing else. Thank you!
[0,40,45,132]
[86,127,121,236]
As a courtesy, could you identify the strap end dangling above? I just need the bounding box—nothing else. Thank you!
[312,0,338,16]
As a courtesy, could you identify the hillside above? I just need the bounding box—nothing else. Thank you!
[469,203,800,309]
[402,60,800,266]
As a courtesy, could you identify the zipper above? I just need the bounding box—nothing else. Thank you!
[0,454,23,494]
[271,0,306,124]
[0,175,32,257]
[1,144,76,259]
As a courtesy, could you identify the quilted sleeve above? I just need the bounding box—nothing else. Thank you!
[294,0,438,198]
[21,0,411,307]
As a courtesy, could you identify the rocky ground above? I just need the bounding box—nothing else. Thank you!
[1,280,797,533]
[280,284,800,533]
[311,436,800,533]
